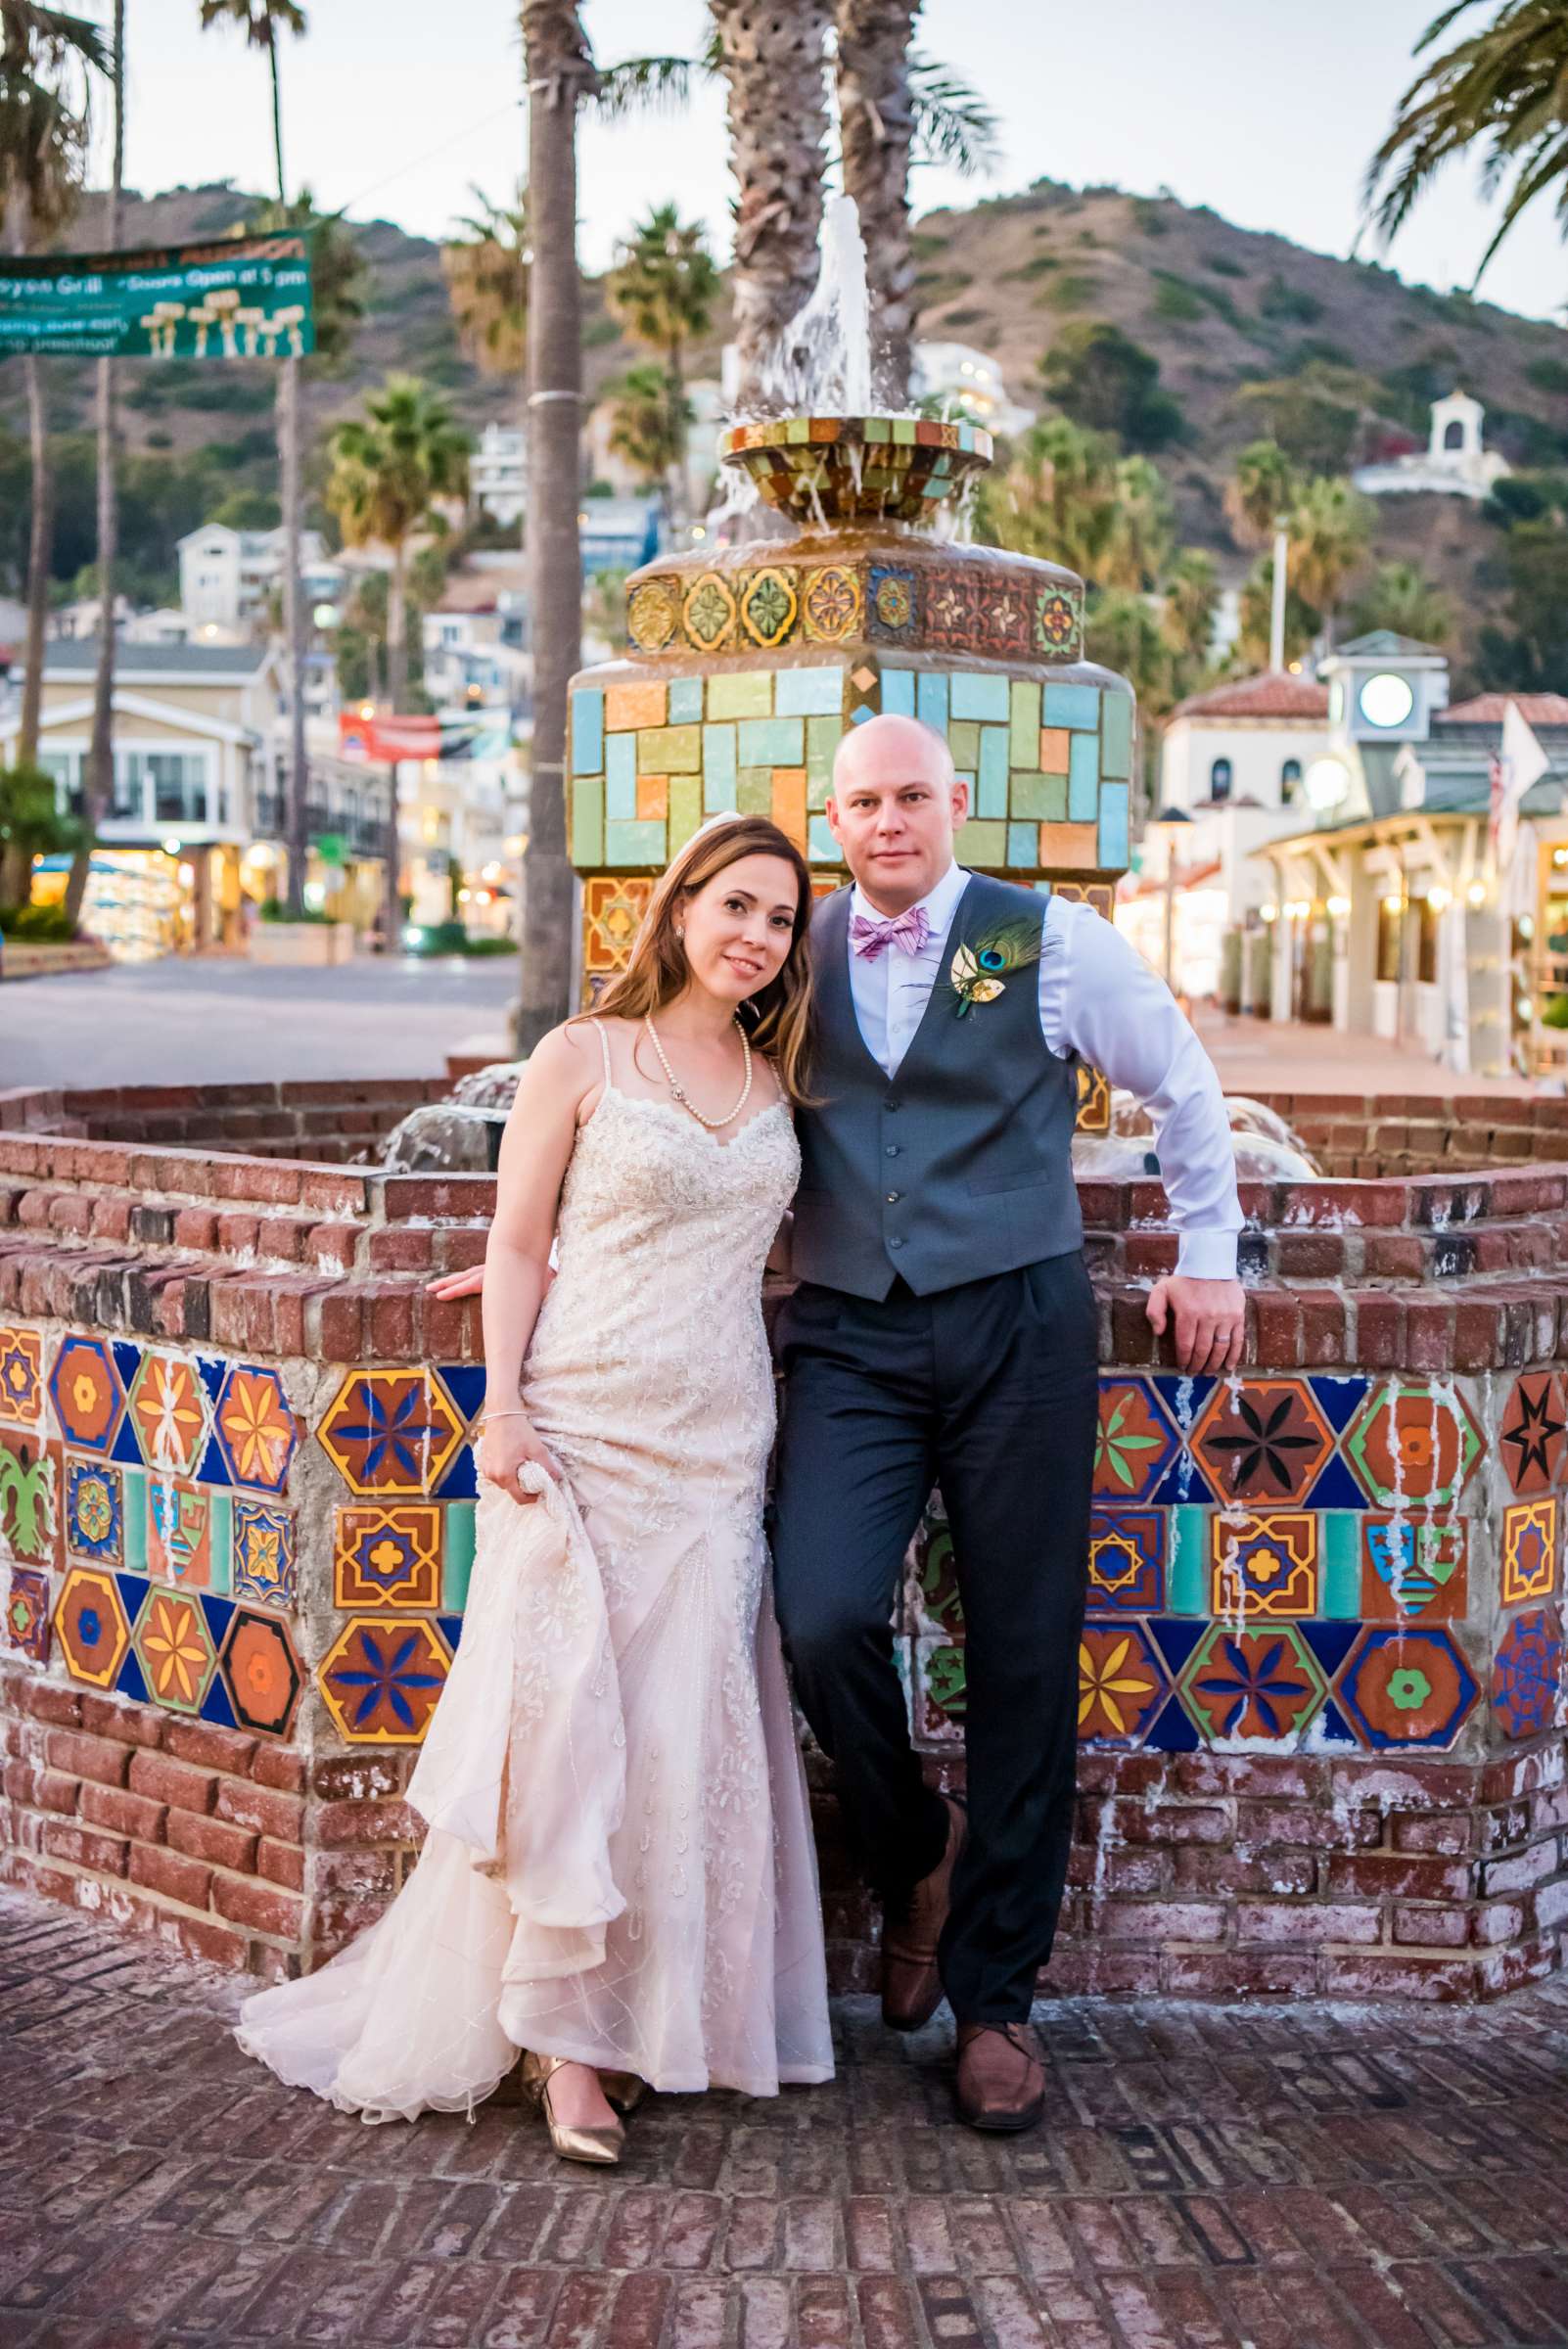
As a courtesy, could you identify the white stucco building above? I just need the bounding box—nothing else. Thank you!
[1354,391,1510,503]
[176,523,344,632]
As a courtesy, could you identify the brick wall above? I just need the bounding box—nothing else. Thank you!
[1,1081,1565,2004]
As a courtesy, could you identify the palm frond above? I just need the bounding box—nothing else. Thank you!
[908,50,1000,178]
[591,54,696,121]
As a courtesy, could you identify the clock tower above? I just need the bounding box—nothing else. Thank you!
[1318,630,1449,748]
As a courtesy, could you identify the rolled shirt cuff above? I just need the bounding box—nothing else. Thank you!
[1174,1228,1240,1282]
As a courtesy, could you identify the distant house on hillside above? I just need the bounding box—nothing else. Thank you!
[1354,392,1509,503]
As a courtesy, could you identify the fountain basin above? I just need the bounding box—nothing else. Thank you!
[717,411,992,525]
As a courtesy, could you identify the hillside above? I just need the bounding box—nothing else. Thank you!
[5,172,1566,669]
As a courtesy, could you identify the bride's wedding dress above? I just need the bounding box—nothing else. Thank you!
[236,1023,834,2116]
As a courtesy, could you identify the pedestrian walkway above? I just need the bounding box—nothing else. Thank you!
[1190,1007,1538,1101]
[2,1888,1567,2347]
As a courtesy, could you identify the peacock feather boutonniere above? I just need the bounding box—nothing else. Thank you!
[945,917,1043,1017]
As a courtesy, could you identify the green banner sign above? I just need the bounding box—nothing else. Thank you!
[0,234,313,360]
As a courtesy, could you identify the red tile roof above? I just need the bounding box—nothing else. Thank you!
[1440,693,1568,727]
[1171,671,1330,721]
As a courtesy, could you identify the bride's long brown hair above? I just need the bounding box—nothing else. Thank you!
[589,816,817,1104]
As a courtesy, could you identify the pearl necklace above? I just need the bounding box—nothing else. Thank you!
[642,1011,753,1130]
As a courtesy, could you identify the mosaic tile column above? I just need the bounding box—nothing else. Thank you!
[566,416,1139,1131]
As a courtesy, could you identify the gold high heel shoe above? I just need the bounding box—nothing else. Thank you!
[519,2050,625,2166]
[599,2069,649,2116]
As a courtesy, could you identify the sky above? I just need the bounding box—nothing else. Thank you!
[103,0,1568,326]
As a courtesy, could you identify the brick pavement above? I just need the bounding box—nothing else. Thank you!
[2,1888,1567,2349]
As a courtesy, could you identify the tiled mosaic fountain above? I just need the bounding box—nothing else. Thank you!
[566,414,1133,1134]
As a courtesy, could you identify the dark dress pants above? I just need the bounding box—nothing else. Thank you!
[769,1253,1099,2024]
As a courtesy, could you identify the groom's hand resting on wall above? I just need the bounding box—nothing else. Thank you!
[1145,1275,1246,1375]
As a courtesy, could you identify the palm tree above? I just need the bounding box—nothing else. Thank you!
[977,415,1172,592]
[442,184,530,377]
[605,203,717,521]
[709,0,833,415]
[1364,0,1568,286]
[513,0,599,1051]
[1347,559,1455,647]
[327,375,471,942]
[1288,475,1373,648]
[1224,438,1299,548]
[1161,548,1220,667]
[197,0,312,914]
[605,361,690,502]
[71,0,123,933]
[1237,553,1316,672]
[0,2,107,777]
[833,1,919,403]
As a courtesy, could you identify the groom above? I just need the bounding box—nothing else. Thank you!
[770,711,1244,2133]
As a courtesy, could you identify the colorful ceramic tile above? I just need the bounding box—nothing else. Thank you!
[1178,1624,1328,1743]
[220,1607,304,1739]
[925,575,981,651]
[582,875,653,979]
[65,1457,122,1566]
[1502,1497,1558,1604]
[0,1327,44,1428]
[127,1351,210,1476]
[231,1499,297,1610]
[980,581,1032,656]
[318,1617,450,1745]
[334,1503,443,1609]
[739,566,798,649]
[801,564,862,643]
[1192,1379,1333,1506]
[1093,1380,1179,1501]
[1492,1607,1563,1741]
[442,1501,476,1612]
[1079,1620,1167,1745]
[1076,1063,1110,1134]
[1499,1371,1568,1496]
[5,1565,50,1662]
[0,1434,59,1568]
[317,1371,466,1498]
[1035,588,1081,655]
[134,1585,217,1715]
[1087,1507,1165,1612]
[147,1476,217,1589]
[625,577,678,654]
[912,1635,966,1743]
[907,1515,962,1637]
[1343,1381,1484,1511]
[1360,1515,1468,1620]
[1336,1628,1479,1751]
[867,565,917,642]
[48,1335,124,1455]
[1211,1511,1318,1618]
[214,1365,299,1494]
[56,1564,131,1690]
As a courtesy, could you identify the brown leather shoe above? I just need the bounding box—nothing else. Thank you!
[954,2022,1046,2133]
[880,1795,966,2031]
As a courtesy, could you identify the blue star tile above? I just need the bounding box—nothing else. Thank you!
[200,1671,239,1728]
[1143,1695,1201,1751]
[114,1570,148,1620]
[116,1646,149,1705]
[1309,1374,1369,1435]
[1311,1697,1360,1747]
[111,1340,142,1389]
[196,1357,226,1405]
[199,1591,236,1645]
[437,1613,464,1653]
[1147,1616,1207,1676]
[1300,1620,1360,1678]
[196,1434,230,1489]
[436,1365,486,1425]
[1305,1453,1368,1512]
[110,1413,145,1468]
[435,1445,478,1500]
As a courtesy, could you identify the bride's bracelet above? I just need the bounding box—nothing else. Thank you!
[483,1407,529,1423]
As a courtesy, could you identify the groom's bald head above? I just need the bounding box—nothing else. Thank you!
[828,714,968,914]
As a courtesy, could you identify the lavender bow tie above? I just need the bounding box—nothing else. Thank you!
[850,904,932,961]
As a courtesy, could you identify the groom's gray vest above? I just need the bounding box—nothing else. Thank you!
[792,873,1084,1301]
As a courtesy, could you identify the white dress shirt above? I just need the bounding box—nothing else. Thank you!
[846,862,1242,1281]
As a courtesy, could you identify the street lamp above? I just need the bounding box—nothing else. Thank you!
[1149,804,1193,990]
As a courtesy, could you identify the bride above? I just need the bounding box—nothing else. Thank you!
[237,812,834,2161]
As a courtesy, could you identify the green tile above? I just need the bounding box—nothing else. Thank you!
[443,1501,476,1612]
[208,1493,232,1596]
[863,416,891,441]
[706,670,773,720]
[806,714,841,794]
[737,716,805,766]
[949,671,1010,723]
[1321,1513,1360,1618]
[1006,821,1038,867]
[1009,678,1042,766]
[637,723,702,774]
[949,718,980,771]
[122,1470,147,1575]
[669,772,703,849]
[571,774,604,867]
[1010,770,1068,822]
[668,674,705,724]
[703,722,738,812]
[1168,1506,1208,1613]
[892,415,917,444]
[977,726,1009,818]
[775,666,845,716]
[1101,686,1133,781]
[605,818,668,863]
[786,415,810,442]
[737,766,773,815]
[953,817,1007,863]
[1068,731,1099,821]
[606,732,637,820]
